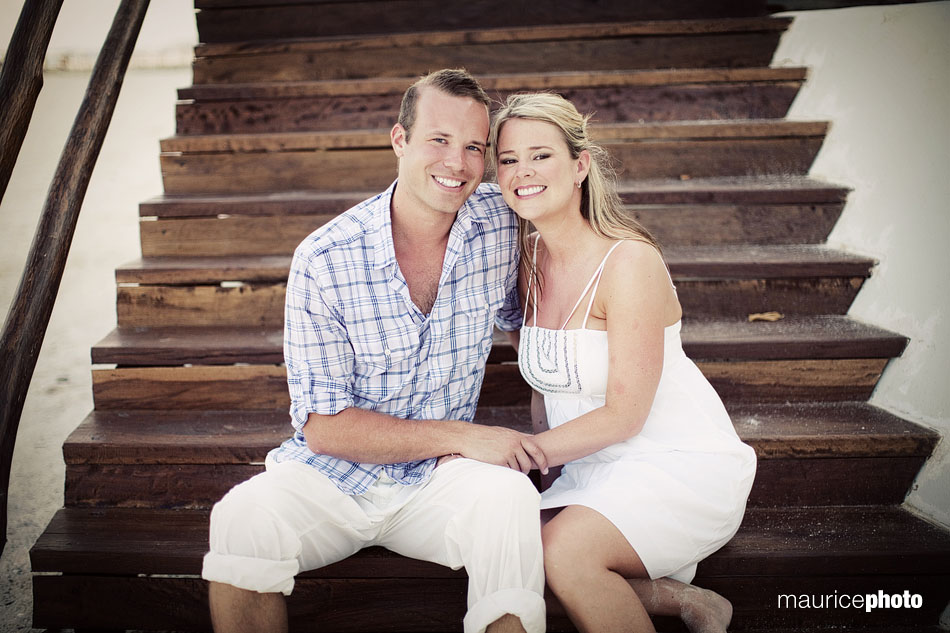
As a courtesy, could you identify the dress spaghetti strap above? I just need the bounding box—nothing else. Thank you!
[577,241,624,330]
[522,234,543,328]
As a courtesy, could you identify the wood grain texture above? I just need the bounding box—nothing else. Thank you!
[62,403,939,465]
[32,504,950,577]
[193,33,785,83]
[31,505,950,630]
[62,454,926,509]
[194,1,772,42]
[176,82,801,135]
[90,315,907,367]
[159,138,824,194]
[89,358,890,410]
[138,176,848,217]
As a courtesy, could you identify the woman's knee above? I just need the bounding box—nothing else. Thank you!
[541,519,591,592]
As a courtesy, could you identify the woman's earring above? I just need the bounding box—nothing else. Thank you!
[576,181,582,189]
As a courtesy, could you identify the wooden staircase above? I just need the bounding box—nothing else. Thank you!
[30,2,950,631]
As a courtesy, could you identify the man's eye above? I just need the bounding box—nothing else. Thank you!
[467,145,484,153]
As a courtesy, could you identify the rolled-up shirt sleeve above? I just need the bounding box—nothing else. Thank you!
[284,248,354,432]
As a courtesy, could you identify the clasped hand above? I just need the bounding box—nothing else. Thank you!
[440,425,548,475]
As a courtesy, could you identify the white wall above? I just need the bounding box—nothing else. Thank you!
[1,0,198,69]
[773,1,950,528]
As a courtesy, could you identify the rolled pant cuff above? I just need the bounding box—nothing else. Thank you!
[201,550,297,596]
[463,587,546,633]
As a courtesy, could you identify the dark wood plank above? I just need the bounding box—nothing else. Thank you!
[115,277,865,324]
[696,358,887,402]
[90,316,909,367]
[179,68,807,101]
[194,0,771,43]
[92,327,285,365]
[160,138,823,194]
[33,505,950,577]
[176,81,801,135]
[60,403,938,508]
[116,283,288,327]
[87,359,889,410]
[63,410,293,464]
[114,246,874,325]
[632,203,845,246]
[137,203,845,254]
[62,403,939,465]
[193,32,786,83]
[63,454,925,508]
[91,365,289,410]
[138,177,849,217]
[32,572,950,632]
[179,68,807,100]
[158,121,828,153]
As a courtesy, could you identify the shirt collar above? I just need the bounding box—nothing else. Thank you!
[369,180,489,270]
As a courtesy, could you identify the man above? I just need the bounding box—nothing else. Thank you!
[201,69,548,633]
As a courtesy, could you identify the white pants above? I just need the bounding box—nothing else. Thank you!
[202,457,546,633]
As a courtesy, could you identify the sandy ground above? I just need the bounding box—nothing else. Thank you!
[0,67,190,633]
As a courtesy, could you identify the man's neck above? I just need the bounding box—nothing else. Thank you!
[389,193,457,249]
[389,194,455,315]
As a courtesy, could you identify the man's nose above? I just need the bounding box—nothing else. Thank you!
[443,145,465,170]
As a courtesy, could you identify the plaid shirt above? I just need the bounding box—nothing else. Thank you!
[268,181,521,494]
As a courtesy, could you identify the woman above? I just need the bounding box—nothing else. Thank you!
[490,93,757,632]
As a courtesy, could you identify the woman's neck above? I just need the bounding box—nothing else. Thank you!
[533,213,603,267]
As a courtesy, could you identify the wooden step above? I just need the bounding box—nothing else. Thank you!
[141,177,848,217]
[194,0,772,43]
[140,177,848,251]
[176,68,807,135]
[114,246,874,327]
[159,121,828,195]
[88,316,907,409]
[60,402,938,509]
[192,18,792,84]
[31,504,950,631]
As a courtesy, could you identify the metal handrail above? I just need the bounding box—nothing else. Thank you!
[0,0,151,556]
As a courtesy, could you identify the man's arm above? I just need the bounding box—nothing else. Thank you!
[302,407,546,474]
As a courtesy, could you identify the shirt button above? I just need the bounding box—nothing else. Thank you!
[384,348,391,356]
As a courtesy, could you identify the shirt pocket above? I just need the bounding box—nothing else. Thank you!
[453,283,506,358]
[351,315,420,381]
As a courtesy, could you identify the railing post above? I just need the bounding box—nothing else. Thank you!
[0,0,151,557]
[0,0,65,204]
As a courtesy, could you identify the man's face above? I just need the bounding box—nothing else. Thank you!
[391,87,490,218]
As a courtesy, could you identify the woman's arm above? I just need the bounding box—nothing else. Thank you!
[531,241,679,468]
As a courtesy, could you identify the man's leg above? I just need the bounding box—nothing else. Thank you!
[203,461,375,633]
[208,582,287,633]
[378,458,546,633]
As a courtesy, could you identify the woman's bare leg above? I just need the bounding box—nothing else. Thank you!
[542,505,732,632]
[542,505,655,632]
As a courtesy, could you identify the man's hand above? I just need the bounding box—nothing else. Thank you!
[459,424,548,475]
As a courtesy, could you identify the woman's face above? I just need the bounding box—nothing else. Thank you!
[495,118,589,224]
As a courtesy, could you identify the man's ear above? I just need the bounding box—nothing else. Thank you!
[391,123,407,157]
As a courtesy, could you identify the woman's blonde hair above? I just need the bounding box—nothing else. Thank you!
[489,92,660,291]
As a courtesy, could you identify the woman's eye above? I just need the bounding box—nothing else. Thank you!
[533,153,550,161]
[499,158,516,165]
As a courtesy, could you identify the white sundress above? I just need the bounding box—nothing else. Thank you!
[518,237,757,583]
